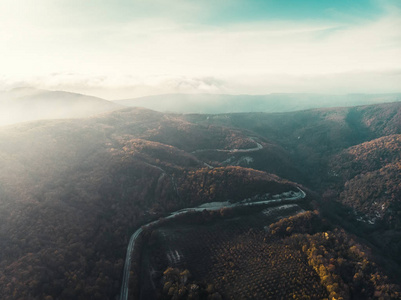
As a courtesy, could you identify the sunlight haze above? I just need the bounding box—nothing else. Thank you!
[0,0,400,98]
[2,2,401,299]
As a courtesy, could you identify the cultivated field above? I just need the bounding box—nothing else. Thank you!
[138,203,328,299]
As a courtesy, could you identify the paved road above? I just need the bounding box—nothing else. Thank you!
[119,228,142,300]
[192,137,263,154]
[119,187,306,300]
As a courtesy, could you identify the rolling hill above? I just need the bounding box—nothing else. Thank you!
[0,87,123,126]
[0,108,299,299]
[330,135,401,228]
[1,101,401,299]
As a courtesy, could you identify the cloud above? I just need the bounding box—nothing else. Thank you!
[0,1,400,97]
[1,70,400,100]
[0,73,229,99]
[3,9,400,76]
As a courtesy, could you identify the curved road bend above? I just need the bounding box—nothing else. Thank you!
[119,187,306,300]
[192,137,263,155]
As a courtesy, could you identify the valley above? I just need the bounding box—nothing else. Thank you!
[2,0,401,298]
[0,100,401,299]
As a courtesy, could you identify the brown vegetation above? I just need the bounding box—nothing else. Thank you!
[2,100,401,299]
[0,108,296,299]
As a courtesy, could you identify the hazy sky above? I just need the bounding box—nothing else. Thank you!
[1,0,400,99]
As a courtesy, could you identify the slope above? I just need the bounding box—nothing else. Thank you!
[0,108,298,300]
[0,87,124,126]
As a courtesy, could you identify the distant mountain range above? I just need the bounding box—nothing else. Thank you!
[1,88,401,126]
[115,93,401,114]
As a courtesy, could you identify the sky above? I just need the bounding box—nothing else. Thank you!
[0,0,400,99]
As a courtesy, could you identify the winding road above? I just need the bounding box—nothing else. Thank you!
[192,137,263,154]
[119,187,306,300]
[119,137,306,300]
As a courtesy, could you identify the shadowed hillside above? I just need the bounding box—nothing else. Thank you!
[329,135,401,228]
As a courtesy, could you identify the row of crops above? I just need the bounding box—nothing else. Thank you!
[138,203,328,299]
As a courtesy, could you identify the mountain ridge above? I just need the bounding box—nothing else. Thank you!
[114,92,401,114]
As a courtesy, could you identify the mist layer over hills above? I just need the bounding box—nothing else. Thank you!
[115,93,401,114]
[2,88,401,126]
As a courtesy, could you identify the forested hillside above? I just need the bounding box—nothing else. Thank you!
[1,101,401,299]
[185,101,401,281]
[0,108,297,299]
[330,135,401,227]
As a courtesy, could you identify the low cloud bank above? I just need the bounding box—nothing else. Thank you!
[1,71,400,100]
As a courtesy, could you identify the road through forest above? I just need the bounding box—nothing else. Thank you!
[120,137,305,300]
[119,187,306,300]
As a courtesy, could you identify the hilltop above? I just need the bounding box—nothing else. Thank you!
[0,88,123,126]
